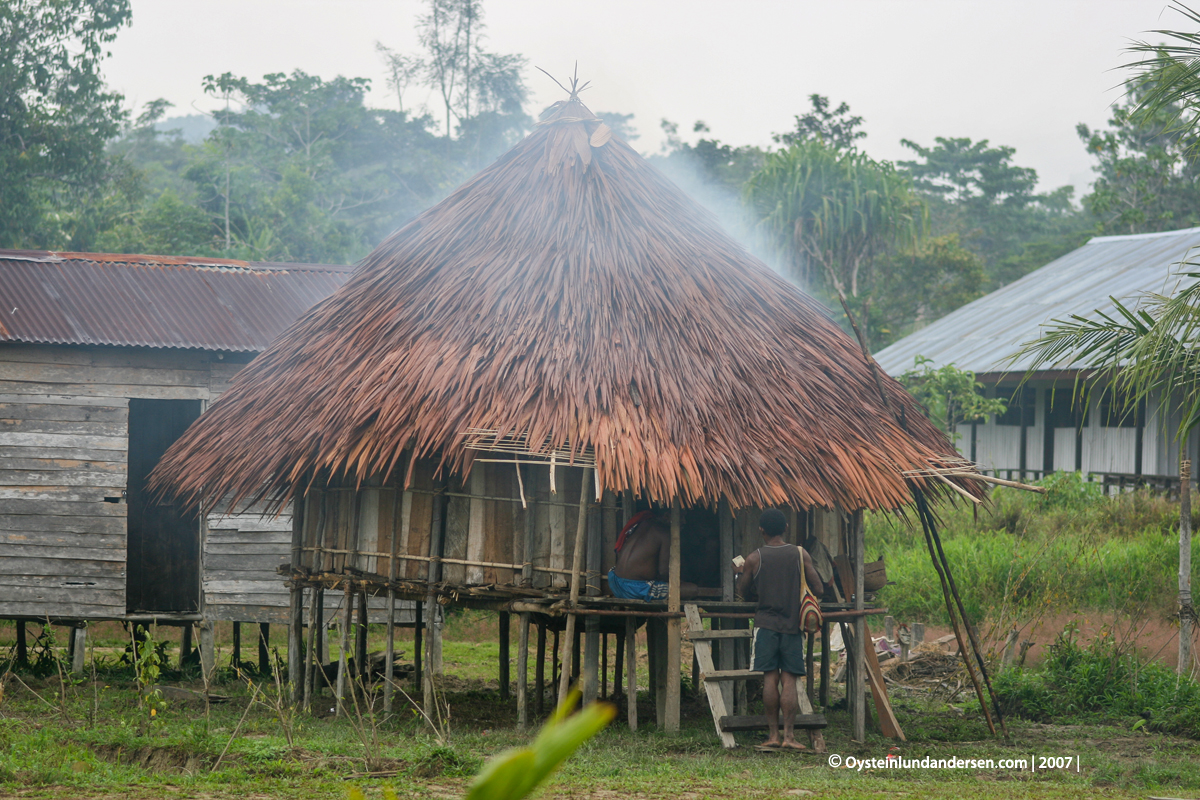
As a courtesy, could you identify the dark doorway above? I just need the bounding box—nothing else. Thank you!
[126,399,202,613]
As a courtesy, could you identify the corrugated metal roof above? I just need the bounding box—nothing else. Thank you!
[0,250,353,351]
[873,226,1200,378]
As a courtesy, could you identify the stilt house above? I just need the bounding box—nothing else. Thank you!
[875,226,1200,489]
[154,97,979,739]
[0,250,353,651]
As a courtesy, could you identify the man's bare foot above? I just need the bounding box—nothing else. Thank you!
[755,737,782,752]
[780,740,808,752]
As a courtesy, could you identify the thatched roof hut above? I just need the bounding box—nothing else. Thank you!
[154,98,966,514]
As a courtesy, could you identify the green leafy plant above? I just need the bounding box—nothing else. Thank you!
[465,689,615,800]
[898,355,1007,441]
[128,625,166,732]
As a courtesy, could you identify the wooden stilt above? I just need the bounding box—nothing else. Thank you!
[852,511,866,742]
[413,601,423,692]
[356,588,369,685]
[517,612,530,728]
[558,467,593,705]
[336,583,352,716]
[665,498,682,733]
[385,488,401,714]
[552,628,560,697]
[288,496,305,701]
[820,620,831,709]
[718,499,735,712]
[692,650,700,699]
[653,619,667,728]
[536,624,547,717]
[198,620,215,686]
[646,618,658,708]
[70,625,87,675]
[601,633,609,699]
[625,615,638,731]
[232,621,242,668]
[304,586,318,710]
[583,616,599,703]
[499,612,511,700]
[259,623,270,675]
[181,623,194,669]
[613,629,624,700]
[424,484,446,718]
[572,624,582,685]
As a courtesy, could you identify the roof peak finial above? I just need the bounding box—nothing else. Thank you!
[536,62,590,100]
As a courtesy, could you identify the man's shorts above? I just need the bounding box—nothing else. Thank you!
[752,627,807,675]
[607,568,669,601]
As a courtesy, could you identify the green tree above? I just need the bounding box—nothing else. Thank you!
[0,0,132,248]
[899,136,1088,287]
[773,94,867,151]
[1077,83,1200,235]
[744,138,925,346]
[898,356,1007,441]
[871,234,986,348]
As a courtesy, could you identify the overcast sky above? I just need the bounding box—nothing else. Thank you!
[104,0,1180,194]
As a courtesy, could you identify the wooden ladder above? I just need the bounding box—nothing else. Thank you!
[683,604,827,751]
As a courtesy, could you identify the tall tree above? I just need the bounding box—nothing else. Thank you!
[1077,82,1200,235]
[745,138,925,346]
[899,136,1087,287]
[774,94,867,151]
[0,0,132,248]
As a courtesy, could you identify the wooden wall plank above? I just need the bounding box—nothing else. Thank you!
[549,465,567,589]
[0,470,126,488]
[0,380,211,400]
[0,403,127,422]
[0,515,125,534]
[442,478,470,585]
[0,499,125,516]
[466,469,485,584]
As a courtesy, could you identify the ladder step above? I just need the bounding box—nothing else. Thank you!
[703,669,763,681]
[685,629,753,640]
[719,714,827,732]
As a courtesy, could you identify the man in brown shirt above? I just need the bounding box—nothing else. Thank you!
[734,509,823,751]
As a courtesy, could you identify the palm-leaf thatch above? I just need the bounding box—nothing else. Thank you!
[152,98,971,513]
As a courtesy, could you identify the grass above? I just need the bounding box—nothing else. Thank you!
[866,473,1199,627]
[2,626,1200,799]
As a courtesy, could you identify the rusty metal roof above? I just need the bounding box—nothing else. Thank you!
[874,226,1200,378]
[0,250,353,351]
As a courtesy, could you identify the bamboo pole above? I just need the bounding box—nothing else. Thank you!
[914,492,995,735]
[384,489,401,714]
[558,467,593,705]
[665,497,682,733]
[424,483,446,717]
[517,612,530,728]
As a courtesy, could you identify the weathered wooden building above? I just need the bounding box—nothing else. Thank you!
[875,226,1200,483]
[155,96,981,742]
[0,250,351,632]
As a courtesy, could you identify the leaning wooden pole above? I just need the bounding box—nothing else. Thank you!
[424,483,446,717]
[914,491,995,735]
[558,467,593,705]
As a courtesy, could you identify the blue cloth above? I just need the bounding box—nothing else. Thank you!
[607,568,669,601]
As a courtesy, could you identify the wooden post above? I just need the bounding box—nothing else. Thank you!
[14,621,27,667]
[852,510,866,742]
[499,612,511,700]
[820,620,831,708]
[336,583,352,716]
[601,634,608,699]
[625,615,638,731]
[558,467,593,705]
[304,586,319,710]
[356,588,369,685]
[258,623,270,675]
[181,623,194,669]
[517,612,530,728]
[552,628,560,697]
[614,630,625,700]
[884,615,895,642]
[384,489,401,713]
[536,624,547,717]
[232,621,242,668]
[718,498,734,710]
[665,498,681,733]
[413,601,423,692]
[198,620,215,686]
[288,497,305,701]
[424,483,446,717]
[583,501,602,703]
[70,625,87,675]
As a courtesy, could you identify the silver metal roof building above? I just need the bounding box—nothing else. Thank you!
[874,226,1200,378]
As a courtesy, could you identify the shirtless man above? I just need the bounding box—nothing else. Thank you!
[734,509,823,752]
[607,511,699,601]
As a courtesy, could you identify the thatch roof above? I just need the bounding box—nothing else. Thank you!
[153,98,972,513]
